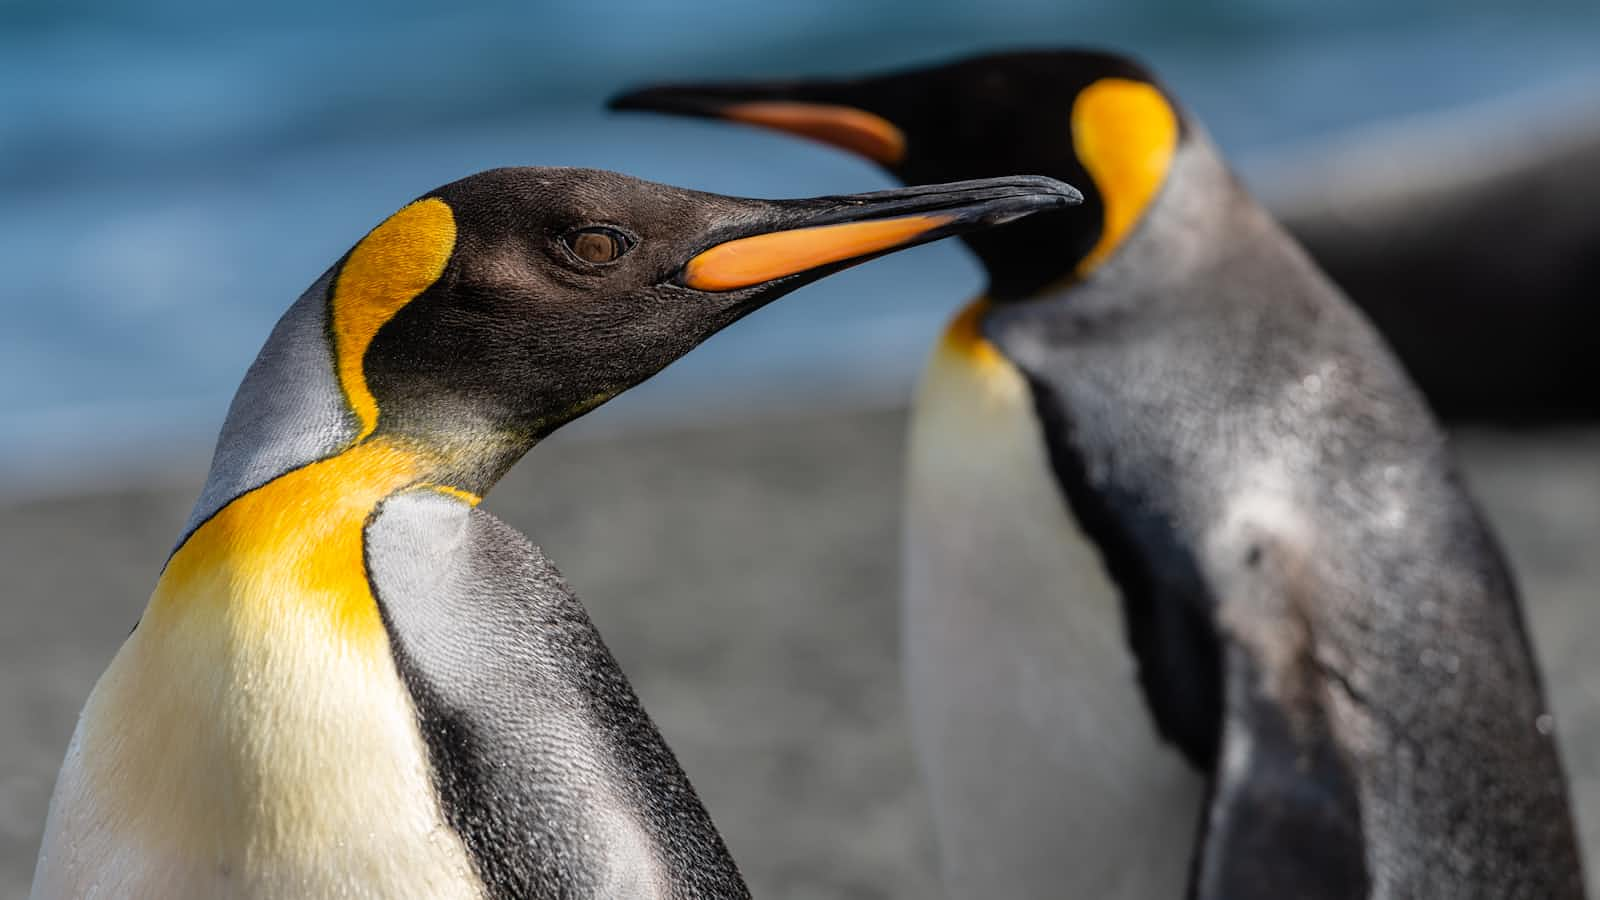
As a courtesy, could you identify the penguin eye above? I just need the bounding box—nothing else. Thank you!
[563,227,634,265]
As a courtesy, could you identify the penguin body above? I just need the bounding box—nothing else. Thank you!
[36,441,486,899]
[614,51,1586,898]
[32,167,1078,899]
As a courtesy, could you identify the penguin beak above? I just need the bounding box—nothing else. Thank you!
[678,176,1082,293]
[611,84,905,165]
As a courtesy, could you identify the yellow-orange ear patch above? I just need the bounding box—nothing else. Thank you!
[332,197,458,441]
[1071,78,1178,276]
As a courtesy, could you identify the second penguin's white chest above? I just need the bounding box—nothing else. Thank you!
[900,301,1203,899]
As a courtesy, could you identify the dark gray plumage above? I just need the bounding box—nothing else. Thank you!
[367,491,747,899]
[989,132,1583,898]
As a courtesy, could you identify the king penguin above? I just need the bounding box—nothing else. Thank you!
[30,166,1078,900]
[613,50,1587,898]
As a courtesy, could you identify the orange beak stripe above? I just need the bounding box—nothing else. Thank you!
[684,214,952,292]
[723,101,908,165]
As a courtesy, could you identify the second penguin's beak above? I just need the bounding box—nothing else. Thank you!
[612,84,906,166]
[679,176,1082,293]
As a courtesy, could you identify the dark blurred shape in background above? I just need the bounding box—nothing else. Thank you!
[1267,106,1600,423]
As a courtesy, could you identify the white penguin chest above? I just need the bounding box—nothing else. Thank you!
[900,301,1203,898]
[31,450,484,900]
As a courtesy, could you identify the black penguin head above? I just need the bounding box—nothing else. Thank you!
[611,49,1186,299]
[336,166,1077,486]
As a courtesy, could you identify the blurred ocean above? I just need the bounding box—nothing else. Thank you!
[4,0,1600,483]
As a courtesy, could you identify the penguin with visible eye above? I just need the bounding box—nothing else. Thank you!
[29,166,1079,900]
[613,51,1587,899]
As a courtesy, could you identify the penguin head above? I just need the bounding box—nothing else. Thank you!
[333,166,1078,487]
[611,49,1185,299]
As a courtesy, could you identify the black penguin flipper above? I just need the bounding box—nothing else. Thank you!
[364,489,749,900]
[1189,638,1370,900]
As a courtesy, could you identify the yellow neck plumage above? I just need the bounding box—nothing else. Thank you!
[151,439,473,644]
[158,196,471,634]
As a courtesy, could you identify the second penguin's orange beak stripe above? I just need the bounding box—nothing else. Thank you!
[723,102,908,165]
[684,214,952,292]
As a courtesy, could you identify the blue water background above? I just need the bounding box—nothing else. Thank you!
[4,0,1599,481]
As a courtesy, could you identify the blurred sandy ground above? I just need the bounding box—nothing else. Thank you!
[2,406,1597,899]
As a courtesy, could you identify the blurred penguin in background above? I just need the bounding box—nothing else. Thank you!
[615,49,1586,899]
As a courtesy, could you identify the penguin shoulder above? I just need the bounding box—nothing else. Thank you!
[363,490,744,899]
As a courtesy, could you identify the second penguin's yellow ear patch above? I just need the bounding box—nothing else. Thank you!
[331,197,458,441]
[1070,78,1178,277]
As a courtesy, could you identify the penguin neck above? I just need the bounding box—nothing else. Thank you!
[365,422,533,500]
[981,133,1232,319]
[181,271,526,545]
[155,437,453,629]
[962,213,1101,301]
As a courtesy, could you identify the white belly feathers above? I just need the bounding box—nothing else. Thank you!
[901,300,1203,899]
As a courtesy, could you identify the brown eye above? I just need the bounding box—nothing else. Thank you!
[564,227,633,264]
